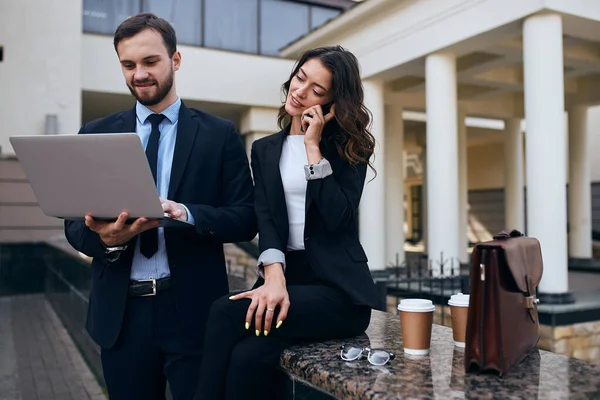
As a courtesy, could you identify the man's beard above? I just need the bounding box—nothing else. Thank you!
[128,70,174,106]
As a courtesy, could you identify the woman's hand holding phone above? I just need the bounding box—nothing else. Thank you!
[301,103,335,148]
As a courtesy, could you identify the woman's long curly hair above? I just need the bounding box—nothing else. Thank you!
[277,46,376,176]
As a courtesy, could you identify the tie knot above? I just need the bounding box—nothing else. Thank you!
[147,113,166,128]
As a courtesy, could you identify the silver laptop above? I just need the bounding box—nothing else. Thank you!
[9,133,193,228]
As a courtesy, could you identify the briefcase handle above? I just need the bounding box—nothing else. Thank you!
[493,229,524,240]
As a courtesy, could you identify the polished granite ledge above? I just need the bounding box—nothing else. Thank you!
[281,310,600,399]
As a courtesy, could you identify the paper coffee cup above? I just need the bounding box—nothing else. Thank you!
[448,293,470,347]
[397,299,435,355]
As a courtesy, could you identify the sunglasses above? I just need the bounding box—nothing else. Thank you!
[340,345,395,366]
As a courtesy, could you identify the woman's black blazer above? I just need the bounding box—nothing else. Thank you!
[250,128,384,311]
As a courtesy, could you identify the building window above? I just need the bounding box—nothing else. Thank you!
[83,0,141,35]
[82,0,343,56]
[411,185,423,242]
[142,0,203,46]
[259,1,341,56]
[204,0,258,53]
[310,6,339,29]
[260,0,309,56]
[0,46,3,62]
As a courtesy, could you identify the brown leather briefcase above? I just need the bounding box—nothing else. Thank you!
[464,229,543,376]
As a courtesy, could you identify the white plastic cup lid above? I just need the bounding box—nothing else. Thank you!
[397,298,435,312]
[448,293,470,307]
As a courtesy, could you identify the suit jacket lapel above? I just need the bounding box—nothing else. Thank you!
[119,107,137,133]
[264,131,290,244]
[168,102,198,199]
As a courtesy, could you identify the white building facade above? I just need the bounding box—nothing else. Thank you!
[3,0,600,303]
[283,0,600,303]
[0,0,347,240]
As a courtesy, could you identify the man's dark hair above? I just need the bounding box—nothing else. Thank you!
[113,13,177,57]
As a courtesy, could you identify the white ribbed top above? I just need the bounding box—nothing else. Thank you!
[279,135,308,250]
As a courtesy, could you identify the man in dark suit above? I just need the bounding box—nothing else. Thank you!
[64,13,256,400]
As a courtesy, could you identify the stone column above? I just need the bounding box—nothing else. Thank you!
[385,106,405,267]
[416,132,427,252]
[421,145,428,253]
[523,13,572,302]
[568,105,594,266]
[240,106,280,163]
[504,118,525,232]
[360,79,386,271]
[457,107,469,264]
[425,52,460,276]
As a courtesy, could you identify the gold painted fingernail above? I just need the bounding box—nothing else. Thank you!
[245,322,250,330]
[264,330,269,336]
[255,329,260,337]
[276,321,283,329]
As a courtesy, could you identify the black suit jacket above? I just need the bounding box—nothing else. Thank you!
[250,128,384,310]
[64,102,257,349]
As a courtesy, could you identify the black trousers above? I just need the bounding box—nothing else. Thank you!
[195,251,372,400]
[101,288,203,400]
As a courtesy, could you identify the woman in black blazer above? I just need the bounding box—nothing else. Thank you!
[196,46,384,400]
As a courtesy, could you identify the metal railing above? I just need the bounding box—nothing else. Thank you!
[384,252,471,326]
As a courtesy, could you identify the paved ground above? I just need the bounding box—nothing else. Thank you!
[0,295,105,400]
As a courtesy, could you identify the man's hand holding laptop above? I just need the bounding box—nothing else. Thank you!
[84,198,188,247]
[84,211,159,247]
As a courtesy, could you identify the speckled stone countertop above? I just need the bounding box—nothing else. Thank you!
[280,310,600,399]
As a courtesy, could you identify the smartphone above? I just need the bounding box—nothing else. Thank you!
[302,102,334,133]
[321,102,334,115]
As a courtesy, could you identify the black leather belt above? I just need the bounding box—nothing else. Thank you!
[129,277,171,297]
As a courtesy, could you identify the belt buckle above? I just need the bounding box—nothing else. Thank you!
[138,278,157,297]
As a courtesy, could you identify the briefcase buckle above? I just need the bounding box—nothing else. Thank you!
[138,278,157,296]
[525,295,539,309]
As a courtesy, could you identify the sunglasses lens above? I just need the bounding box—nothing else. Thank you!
[341,347,362,361]
[368,350,390,365]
